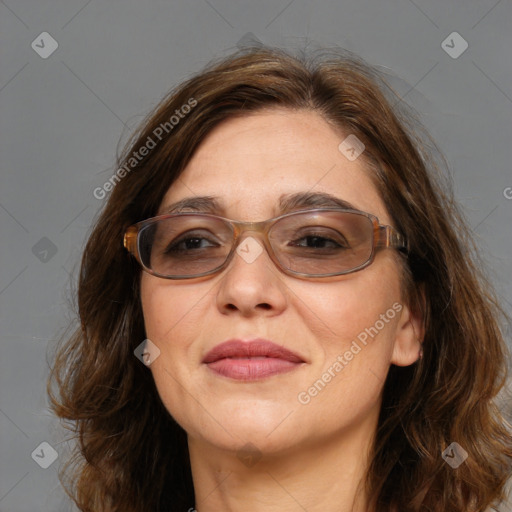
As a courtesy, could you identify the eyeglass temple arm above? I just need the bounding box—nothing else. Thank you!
[376,225,409,253]
[123,226,139,257]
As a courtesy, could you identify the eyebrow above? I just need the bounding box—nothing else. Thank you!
[279,192,357,212]
[160,192,358,216]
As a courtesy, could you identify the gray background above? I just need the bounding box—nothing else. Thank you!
[1,0,511,510]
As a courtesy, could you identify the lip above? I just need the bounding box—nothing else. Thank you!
[203,339,305,381]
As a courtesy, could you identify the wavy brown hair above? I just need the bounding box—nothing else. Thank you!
[48,46,512,511]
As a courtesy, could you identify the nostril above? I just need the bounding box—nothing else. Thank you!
[223,302,271,312]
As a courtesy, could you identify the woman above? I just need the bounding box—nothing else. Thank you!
[49,46,512,511]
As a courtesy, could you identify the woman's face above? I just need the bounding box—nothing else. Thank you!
[140,109,421,456]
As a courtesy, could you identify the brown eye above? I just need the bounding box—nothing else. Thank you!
[164,231,220,254]
[288,229,349,250]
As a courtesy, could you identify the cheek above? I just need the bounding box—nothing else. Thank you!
[140,277,203,341]
[296,259,403,395]
[298,260,402,345]
[140,277,206,431]
[139,277,202,392]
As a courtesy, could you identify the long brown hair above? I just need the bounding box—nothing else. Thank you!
[49,46,512,511]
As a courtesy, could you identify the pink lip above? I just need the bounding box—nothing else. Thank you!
[203,339,304,381]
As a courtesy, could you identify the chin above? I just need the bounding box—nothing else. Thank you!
[186,407,302,454]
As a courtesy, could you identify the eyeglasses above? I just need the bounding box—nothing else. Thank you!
[123,208,408,280]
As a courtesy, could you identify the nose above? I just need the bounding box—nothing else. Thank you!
[215,235,288,317]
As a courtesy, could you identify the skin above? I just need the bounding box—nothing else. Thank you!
[140,109,423,512]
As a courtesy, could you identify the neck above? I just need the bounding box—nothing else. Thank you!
[188,424,375,512]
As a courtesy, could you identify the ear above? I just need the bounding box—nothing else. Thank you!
[391,293,425,367]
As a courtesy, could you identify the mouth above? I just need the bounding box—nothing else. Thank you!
[202,338,305,381]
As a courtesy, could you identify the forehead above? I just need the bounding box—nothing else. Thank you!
[159,109,390,223]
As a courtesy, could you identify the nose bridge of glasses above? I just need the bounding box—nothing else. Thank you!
[227,218,280,270]
[231,218,274,242]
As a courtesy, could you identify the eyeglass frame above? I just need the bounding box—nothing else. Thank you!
[123,207,409,280]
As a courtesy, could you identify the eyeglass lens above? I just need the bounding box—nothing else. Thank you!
[137,211,375,278]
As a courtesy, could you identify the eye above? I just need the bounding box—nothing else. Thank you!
[288,229,349,250]
[292,235,343,249]
[164,230,221,254]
